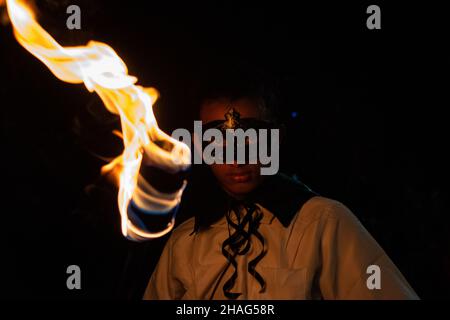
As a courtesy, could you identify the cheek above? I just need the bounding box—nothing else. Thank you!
[248,165,262,177]
[210,165,229,180]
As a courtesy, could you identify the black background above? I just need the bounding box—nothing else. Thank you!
[1,1,449,299]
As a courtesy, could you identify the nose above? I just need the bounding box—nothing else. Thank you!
[229,162,244,168]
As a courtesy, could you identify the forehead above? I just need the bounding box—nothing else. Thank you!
[199,98,261,123]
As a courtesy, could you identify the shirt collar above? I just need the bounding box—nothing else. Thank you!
[247,173,318,227]
[187,172,318,233]
[209,204,276,227]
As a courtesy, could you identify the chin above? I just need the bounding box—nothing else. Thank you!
[227,181,259,197]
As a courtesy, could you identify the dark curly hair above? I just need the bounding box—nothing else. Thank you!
[191,59,280,124]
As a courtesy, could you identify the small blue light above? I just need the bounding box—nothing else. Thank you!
[291,111,298,119]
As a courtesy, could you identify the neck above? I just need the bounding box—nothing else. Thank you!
[222,187,248,201]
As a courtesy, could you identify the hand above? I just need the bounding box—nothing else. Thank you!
[139,138,190,193]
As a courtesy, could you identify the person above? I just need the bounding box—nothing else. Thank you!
[127,66,419,300]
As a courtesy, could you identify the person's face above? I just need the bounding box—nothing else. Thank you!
[199,98,264,199]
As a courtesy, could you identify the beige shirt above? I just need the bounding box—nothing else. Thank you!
[143,196,419,300]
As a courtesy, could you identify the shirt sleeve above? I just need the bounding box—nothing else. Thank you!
[318,201,419,300]
[142,234,186,299]
[127,200,178,236]
[125,173,185,242]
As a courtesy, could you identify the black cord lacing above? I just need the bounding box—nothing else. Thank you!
[209,201,267,299]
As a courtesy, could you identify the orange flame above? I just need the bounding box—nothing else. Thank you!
[4,0,191,239]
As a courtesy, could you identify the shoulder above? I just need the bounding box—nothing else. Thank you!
[295,196,359,226]
[295,196,376,246]
[167,216,196,247]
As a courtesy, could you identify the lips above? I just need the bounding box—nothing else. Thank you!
[229,171,252,183]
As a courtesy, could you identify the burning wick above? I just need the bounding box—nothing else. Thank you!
[2,0,191,239]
